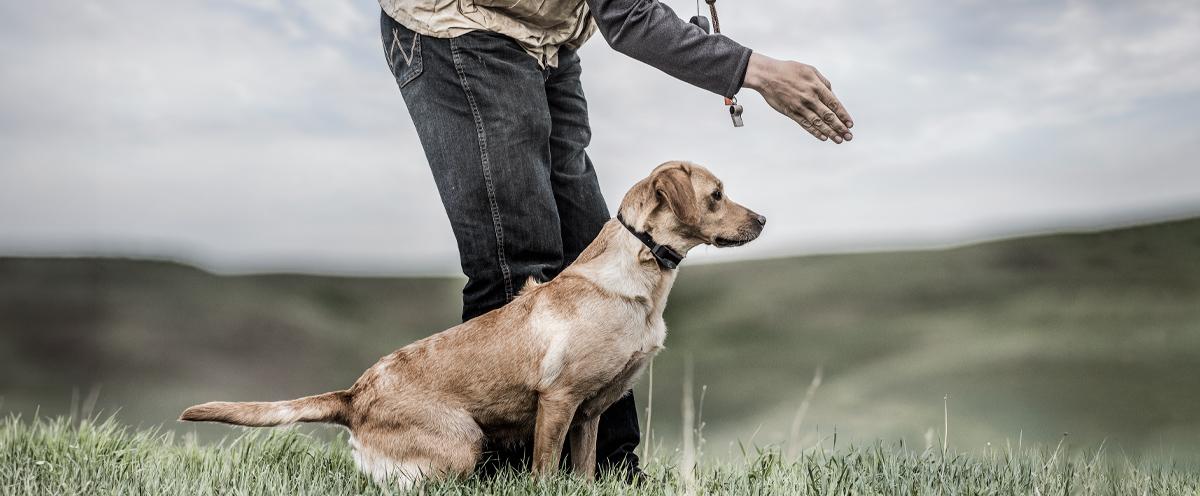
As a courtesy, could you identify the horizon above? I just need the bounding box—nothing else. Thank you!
[5,210,1196,278]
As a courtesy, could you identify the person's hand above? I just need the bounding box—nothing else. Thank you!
[742,53,854,143]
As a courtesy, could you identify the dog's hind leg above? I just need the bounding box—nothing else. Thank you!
[349,439,431,490]
[350,408,483,488]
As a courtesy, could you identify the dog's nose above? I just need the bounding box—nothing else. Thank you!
[753,214,767,227]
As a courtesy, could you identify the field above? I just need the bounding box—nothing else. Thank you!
[2,217,1199,474]
[3,416,1197,495]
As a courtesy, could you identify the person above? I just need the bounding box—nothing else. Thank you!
[377,0,854,481]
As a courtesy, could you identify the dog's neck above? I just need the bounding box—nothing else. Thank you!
[615,202,708,258]
[616,214,683,270]
[565,219,679,309]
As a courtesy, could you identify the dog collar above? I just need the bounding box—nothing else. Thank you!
[616,214,684,270]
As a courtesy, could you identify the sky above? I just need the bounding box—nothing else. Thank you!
[1,0,1198,275]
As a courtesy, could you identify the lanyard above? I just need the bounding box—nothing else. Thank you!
[691,0,745,127]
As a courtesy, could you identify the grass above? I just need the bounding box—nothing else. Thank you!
[2,415,1198,495]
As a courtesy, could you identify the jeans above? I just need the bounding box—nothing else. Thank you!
[380,11,641,475]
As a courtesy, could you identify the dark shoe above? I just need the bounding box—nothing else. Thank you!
[625,466,649,485]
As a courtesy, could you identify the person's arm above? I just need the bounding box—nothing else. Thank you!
[587,0,854,143]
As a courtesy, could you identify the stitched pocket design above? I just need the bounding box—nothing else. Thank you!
[386,26,424,88]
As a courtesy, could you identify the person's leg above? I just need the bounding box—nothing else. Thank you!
[544,47,643,477]
[381,13,564,322]
[543,48,609,264]
[381,12,562,473]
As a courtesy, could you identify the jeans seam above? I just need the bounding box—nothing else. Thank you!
[449,37,515,302]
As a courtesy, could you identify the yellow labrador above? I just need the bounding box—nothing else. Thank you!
[181,161,765,487]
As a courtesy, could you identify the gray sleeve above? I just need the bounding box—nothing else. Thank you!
[585,0,752,98]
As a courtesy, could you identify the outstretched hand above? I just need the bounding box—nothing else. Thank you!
[742,53,854,143]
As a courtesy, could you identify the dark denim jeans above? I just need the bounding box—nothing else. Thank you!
[380,12,641,475]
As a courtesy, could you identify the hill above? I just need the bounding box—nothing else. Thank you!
[2,218,1198,459]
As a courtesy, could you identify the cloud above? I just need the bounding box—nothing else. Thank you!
[1,0,1198,274]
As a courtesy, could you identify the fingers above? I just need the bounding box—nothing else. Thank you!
[809,95,853,141]
[814,68,832,89]
[817,86,854,130]
[796,115,825,139]
[795,104,845,144]
[788,113,828,141]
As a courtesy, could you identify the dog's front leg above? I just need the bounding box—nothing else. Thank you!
[531,392,579,477]
[568,416,600,480]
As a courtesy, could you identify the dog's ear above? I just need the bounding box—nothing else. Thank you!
[653,167,699,225]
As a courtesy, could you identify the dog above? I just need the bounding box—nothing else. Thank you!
[180,161,765,487]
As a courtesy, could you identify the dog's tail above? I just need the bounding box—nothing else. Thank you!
[179,391,351,427]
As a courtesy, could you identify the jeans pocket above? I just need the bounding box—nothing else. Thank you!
[383,20,424,88]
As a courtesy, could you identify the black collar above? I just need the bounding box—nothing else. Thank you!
[616,214,683,270]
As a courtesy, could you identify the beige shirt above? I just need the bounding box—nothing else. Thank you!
[379,0,597,67]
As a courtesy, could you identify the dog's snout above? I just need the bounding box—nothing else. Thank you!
[752,213,767,227]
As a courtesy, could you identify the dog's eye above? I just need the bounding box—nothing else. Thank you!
[711,190,723,202]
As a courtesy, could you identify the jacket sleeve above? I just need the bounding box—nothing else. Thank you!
[585,0,752,98]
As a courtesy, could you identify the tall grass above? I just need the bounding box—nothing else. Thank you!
[3,414,1198,495]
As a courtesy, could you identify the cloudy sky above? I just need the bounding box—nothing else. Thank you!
[1,0,1198,275]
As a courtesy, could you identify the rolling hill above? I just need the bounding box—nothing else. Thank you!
[2,217,1198,460]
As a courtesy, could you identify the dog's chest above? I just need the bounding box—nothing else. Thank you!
[578,350,654,420]
[595,316,664,407]
[638,316,667,355]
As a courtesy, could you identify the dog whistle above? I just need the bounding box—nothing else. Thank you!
[729,103,744,127]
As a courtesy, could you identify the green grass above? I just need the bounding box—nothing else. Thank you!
[2,416,1197,495]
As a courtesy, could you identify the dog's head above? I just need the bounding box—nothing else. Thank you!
[619,161,765,255]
